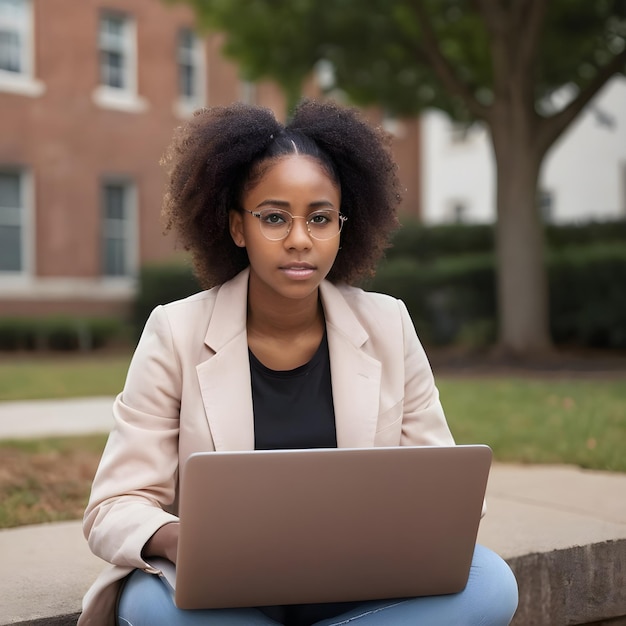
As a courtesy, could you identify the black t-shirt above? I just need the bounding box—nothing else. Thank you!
[251,331,337,451]
[249,332,361,625]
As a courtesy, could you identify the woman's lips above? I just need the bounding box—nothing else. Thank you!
[280,264,316,280]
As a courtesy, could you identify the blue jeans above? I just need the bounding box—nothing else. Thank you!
[117,544,518,625]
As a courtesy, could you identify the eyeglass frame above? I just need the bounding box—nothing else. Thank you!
[241,207,348,241]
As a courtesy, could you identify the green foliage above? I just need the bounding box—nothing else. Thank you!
[366,254,496,345]
[134,262,201,337]
[549,244,626,348]
[367,221,626,349]
[386,218,626,260]
[179,0,626,118]
[0,316,127,352]
[387,219,494,261]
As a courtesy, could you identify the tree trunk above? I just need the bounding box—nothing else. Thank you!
[490,116,553,357]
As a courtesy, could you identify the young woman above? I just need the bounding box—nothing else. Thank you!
[79,99,518,626]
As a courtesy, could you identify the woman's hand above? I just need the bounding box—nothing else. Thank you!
[142,522,180,564]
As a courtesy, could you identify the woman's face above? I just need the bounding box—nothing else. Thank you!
[229,155,342,305]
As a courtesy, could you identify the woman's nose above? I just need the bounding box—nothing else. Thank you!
[284,216,312,248]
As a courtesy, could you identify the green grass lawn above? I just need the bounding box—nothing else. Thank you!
[439,378,626,472]
[0,352,624,472]
[0,353,131,401]
[0,354,624,528]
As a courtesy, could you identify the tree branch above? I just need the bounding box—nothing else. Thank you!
[407,0,491,121]
[537,48,626,154]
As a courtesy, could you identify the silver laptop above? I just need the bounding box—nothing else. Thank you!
[150,444,491,609]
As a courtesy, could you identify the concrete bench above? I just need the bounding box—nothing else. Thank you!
[2,464,625,625]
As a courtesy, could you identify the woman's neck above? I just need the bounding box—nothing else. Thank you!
[246,288,323,339]
[246,286,325,370]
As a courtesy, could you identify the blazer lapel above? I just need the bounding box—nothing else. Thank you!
[320,281,382,449]
[196,269,255,451]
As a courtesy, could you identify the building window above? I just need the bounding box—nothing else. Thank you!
[0,0,28,74]
[93,12,146,112]
[447,200,467,224]
[99,13,131,90]
[450,121,474,144]
[0,169,27,273]
[538,189,554,223]
[0,0,43,96]
[101,181,136,277]
[175,27,205,116]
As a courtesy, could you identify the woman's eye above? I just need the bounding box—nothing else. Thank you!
[309,212,331,225]
[262,212,287,224]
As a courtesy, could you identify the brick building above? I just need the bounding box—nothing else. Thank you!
[0,0,421,318]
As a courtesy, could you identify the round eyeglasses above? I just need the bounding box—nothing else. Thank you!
[242,208,347,241]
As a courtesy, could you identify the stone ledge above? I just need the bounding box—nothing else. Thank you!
[10,616,80,626]
[509,539,626,626]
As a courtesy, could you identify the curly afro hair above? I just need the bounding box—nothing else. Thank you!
[161,99,402,288]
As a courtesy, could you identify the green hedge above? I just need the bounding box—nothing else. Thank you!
[387,218,626,261]
[134,262,201,337]
[0,316,127,351]
[368,244,626,349]
[548,245,626,348]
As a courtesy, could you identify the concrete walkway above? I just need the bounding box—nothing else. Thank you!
[1,398,625,625]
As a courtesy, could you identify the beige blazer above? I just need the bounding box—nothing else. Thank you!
[78,268,454,626]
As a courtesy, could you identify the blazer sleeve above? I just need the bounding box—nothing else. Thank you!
[397,299,456,448]
[83,305,181,570]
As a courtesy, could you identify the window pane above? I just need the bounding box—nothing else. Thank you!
[104,184,125,220]
[104,237,125,276]
[0,172,20,208]
[101,50,125,88]
[179,63,194,98]
[99,14,128,89]
[0,224,21,271]
[0,28,20,72]
[102,183,130,276]
[179,28,193,52]
[0,0,26,19]
[100,15,124,48]
[178,29,199,100]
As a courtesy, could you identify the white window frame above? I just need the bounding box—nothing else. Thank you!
[0,0,44,97]
[101,178,138,280]
[174,27,206,118]
[93,11,147,113]
[0,166,33,278]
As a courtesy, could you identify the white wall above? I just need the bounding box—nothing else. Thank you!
[421,75,626,225]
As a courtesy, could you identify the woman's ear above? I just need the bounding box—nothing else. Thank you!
[229,210,246,248]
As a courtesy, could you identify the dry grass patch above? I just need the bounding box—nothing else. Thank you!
[0,435,106,528]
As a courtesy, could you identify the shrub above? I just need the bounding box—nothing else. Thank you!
[367,254,496,346]
[0,317,127,352]
[387,217,626,261]
[134,262,201,337]
[387,219,494,262]
[369,245,626,349]
[548,244,626,349]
